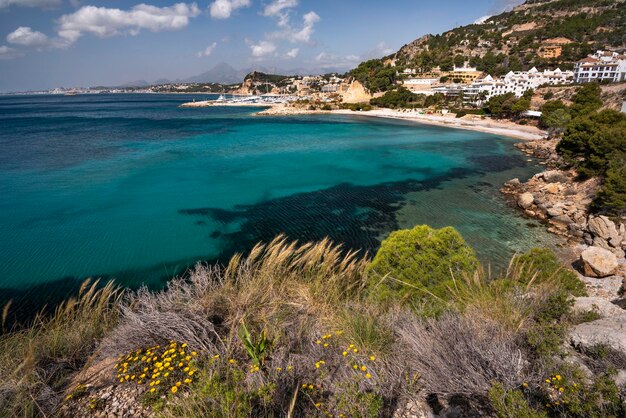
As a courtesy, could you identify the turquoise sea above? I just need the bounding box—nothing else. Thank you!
[0,94,557,318]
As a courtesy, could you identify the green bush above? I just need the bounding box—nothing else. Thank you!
[488,382,547,418]
[366,225,478,305]
[515,248,587,297]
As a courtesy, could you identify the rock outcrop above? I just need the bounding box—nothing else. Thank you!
[580,247,619,278]
[570,314,626,356]
[572,297,624,318]
[341,80,372,104]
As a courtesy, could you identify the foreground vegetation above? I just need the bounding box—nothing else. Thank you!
[1,225,624,417]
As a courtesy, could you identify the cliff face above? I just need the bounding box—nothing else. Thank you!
[341,80,372,103]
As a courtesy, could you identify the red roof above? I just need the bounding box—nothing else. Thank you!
[577,57,601,63]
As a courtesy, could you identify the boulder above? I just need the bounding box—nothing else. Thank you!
[517,192,534,209]
[539,170,567,183]
[588,216,621,246]
[505,178,520,186]
[570,314,626,355]
[547,207,563,218]
[552,214,573,225]
[572,297,624,318]
[580,247,618,278]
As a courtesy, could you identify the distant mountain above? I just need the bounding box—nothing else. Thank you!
[182,62,247,84]
[116,62,350,89]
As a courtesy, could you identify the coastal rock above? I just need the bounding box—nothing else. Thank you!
[572,297,624,318]
[580,247,618,278]
[539,170,568,183]
[570,314,626,355]
[588,216,622,246]
[552,214,573,225]
[517,192,534,209]
[547,207,563,218]
[505,178,520,186]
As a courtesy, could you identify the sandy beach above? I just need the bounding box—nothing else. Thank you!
[179,100,547,141]
[262,105,547,140]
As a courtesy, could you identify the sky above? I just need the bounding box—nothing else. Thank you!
[0,0,524,91]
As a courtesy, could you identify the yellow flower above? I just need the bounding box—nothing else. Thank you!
[164,372,170,377]
[182,343,187,348]
[559,387,564,392]
[189,370,195,376]
[353,364,358,370]
[185,356,191,361]
[184,367,190,372]
[276,367,282,372]
[323,343,329,348]
[302,383,307,389]
[155,380,161,385]
[353,348,358,353]
[369,356,376,361]
[308,384,314,390]
[342,351,348,357]
[176,381,182,387]
[184,378,192,384]
[150,388,156,393]
[119,378,124,383]
[171,386,178,393]
[556,375,562,380]
[360,365,367,372]
[192,351,197,356]
[316,340,322,345]
[315,403,321,408]
[150,382,155,386]
[178,362,184,367]
[522,382,528,387]
[212,354,219,359]
[365,373,372,379]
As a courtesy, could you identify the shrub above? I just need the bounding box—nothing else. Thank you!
[115,341,199,399]
[488,382,547,418]
[367,225,478,306]
[514,248,587,297]
[0,280,120,416]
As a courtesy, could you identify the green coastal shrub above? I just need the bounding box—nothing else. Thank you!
[488,382,547,418]
[514,248,587,297]
[366,225,478,305]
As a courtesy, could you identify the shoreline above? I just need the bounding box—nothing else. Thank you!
[181,100,547,141]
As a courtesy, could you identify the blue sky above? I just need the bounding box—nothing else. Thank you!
[0,0,523,91]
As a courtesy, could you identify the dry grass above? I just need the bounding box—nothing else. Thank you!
[395,312,529,395]
[0,235,582,416]
[0,280,121,416]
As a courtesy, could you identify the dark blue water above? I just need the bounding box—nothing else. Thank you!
[0,94,556,317]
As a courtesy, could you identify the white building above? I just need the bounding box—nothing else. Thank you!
[574,51,626,83]
[403,77,439,91]
[462,67,573,104]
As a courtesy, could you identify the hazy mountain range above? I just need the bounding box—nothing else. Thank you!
[117,62,348,88]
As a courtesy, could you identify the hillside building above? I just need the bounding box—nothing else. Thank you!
[574,50,626,83]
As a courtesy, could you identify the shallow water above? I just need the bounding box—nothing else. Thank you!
[0,93,558,314]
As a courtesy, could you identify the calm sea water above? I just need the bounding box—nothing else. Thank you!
[0,94,557,316]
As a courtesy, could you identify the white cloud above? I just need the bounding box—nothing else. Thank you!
[248,39,276,57]
[56,3,200,45]
[7,26,50,47]
[0,45,17,59]
[290,11,318,42]
[474,15,491,24]
[285,47,298,58]
[197,41,217,57]
[262,0,297,17]
[314,51,361,69]
[489,0,524,14]
[0,0,59,9]
[209,0,250,19]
